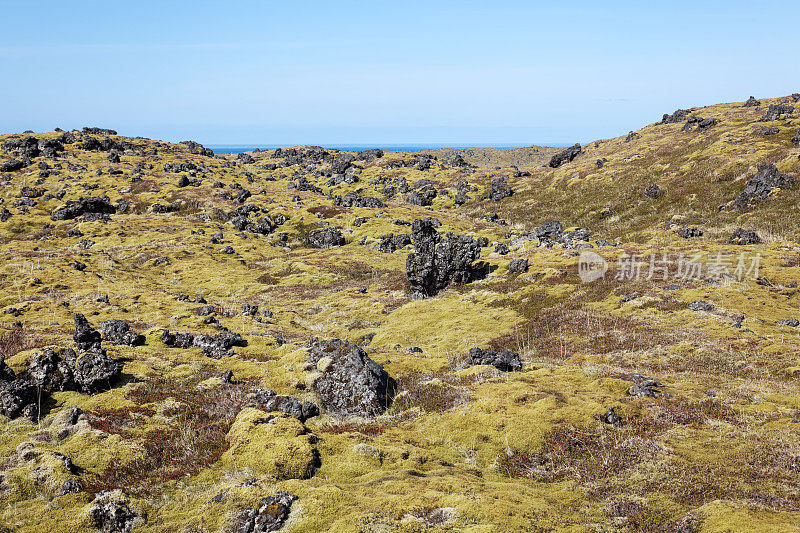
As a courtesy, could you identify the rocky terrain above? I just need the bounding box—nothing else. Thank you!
[1,95,800,531]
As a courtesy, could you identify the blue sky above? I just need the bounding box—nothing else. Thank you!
[1,0,798,145]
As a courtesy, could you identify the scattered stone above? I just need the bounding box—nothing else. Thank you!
[0,158,26,172]
[625,131,640,142]
[88,491,141,533]
[100,320,145,346]
[792,128,800,147]
[308,227,345,248]
[778,318,800,327]
[728,228,761,245]
[534,220,564,244]
[235,492,297,533]
[508,258,529,274]
[688,300,714,312]
[602,407,619,425]
[51,196,116,220]
[162,330,246,359]
[548,144,582,168]
[249,389,319,422]
[74,313,102,353]
[495,243,509,255]
[627,373,666,398]
[467,347,522,372]
[405,218,485,298]
[754,126,779,136]
[375,233,411,253]
[306,337,396,417]
[677,226,702,239]
[743,96,760,107]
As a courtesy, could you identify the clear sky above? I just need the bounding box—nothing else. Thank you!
[1,0,798,146]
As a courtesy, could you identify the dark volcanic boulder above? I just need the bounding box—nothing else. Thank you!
[508,258,529,274]
[306,338,396,418]
[0,158,26,172]
[733,163,795,209]
[52,196,116,220]
[677,226,703,239]
[250,389,319,422]
[308,227,345,248]
[728,228,761,245]
[74,313,102,353]
[334,192,386,208]
[330,153,356,174]
[88,492,140,533]
[792,128,800,147]
[489,177,513,201]
[761,104,794,121]
[467,347,522,372]
[405,218,485,298]
[27,348,76,391]
[659,109,691,124]
[83,127,117,135]
[644,183,662,199]
[743,96,760,107]
[100,320,145,346]
[356,148,384,162]
[180,140,214,157]
[534,220,564,244]
[375,233,411,253]
[0,378,38,420]
[235,492,297,533]
[682,116,718,132]
[162,330,246,358]
[406,185,437,206]
[74,351,123,394]
[548,143,582,168]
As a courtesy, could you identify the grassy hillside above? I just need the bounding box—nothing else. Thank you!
[1,94,800,532]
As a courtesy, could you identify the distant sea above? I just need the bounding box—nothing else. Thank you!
[207,143,531,155]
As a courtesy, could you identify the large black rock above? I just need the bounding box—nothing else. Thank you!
[308,227,345,248]
[405,218,484,298]
[761,104,794,121]
[467,347,523,372]
[548,144,582,168]
[100,320,145,346]
[733,163,795,209]
[306,338,396,418]
[51,196,116,221]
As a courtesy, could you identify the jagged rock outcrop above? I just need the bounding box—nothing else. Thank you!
[334,192,386,208]
[548,143,581,168]
[733,163,795,209]
[161,330,246,359]
[467,347,522,372]
[761,104,794,121]
[405,218,485,298]
[659,109,691,124]
[51,196,116,220]
[375,233,411,253]
[100,320,145,346]
[489,177,513,201]
[743,96,760,107]
[306,338,396,418]
[88,491,141,533]
[308,227,345,248]
[728,228,761,245]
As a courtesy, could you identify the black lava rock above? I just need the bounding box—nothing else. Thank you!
[306,338,396,418]
[467,347,522,372]
[548,143,582,168]
[405,218,485,298]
